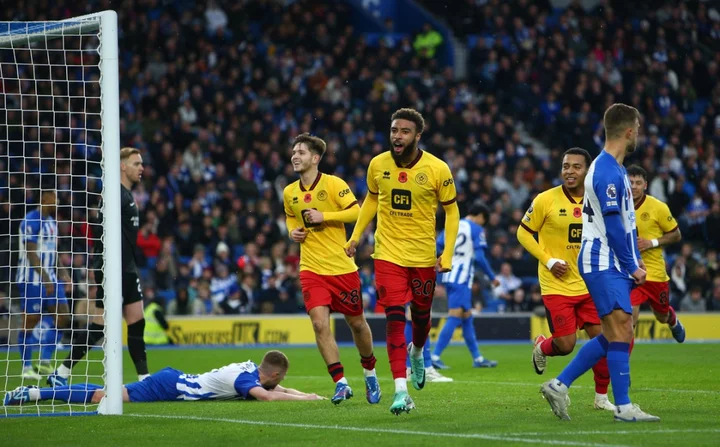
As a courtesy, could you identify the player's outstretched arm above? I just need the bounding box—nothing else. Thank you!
[438,201,460,271]
[249,387,324,401]
[273,384,326,399]
[346,193,378,246]
[321,203,359,223]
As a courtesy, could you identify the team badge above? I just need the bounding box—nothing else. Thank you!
[641,212,650,221]
[304,193,312,203]
[415,172,428,185]
[317,190,328,201]
[398,172,408,183]
[526,203,534,214]
[606,184,617,199]
[573,207,582,218]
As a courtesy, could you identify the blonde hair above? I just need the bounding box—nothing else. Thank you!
[120,147,141,161]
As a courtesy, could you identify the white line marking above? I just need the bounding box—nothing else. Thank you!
[290,376,720,395]
[516,429,720,436]
[127,414,629,447]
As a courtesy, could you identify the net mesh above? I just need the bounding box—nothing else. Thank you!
[0,17,107,416]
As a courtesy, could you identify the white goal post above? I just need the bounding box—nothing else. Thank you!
[0,10,123,416]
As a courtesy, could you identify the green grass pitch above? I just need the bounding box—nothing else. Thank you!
[2,343,720,446]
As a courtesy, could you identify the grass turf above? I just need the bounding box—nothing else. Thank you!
[1,343,719,446]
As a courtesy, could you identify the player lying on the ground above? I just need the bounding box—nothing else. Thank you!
[5,350,324,405]
[626,165,685,342]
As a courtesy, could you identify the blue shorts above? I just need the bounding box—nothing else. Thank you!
[581,269,633,317]
[445,283,472,311]
[126,367,183,402]
[19,282,67,314]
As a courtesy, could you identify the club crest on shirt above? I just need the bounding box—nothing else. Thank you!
[606,184,617,199]
[641,212,650,221]
[415,172,428,185]
[526,203,534,214]
[317,190,328,201]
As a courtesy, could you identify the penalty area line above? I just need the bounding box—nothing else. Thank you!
[290,376,720,395]
[515,428,720,436]
[126,413,630,447]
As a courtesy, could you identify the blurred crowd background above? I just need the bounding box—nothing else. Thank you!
[1,0,719,325]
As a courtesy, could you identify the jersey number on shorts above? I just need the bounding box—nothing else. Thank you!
[411,279,435,298]
[339,289,360,306]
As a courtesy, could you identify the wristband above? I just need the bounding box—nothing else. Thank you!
[546,258,565,270]
[651,239,659,248]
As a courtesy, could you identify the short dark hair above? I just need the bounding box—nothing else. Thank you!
[626,164,647,181]
[292,133,327,158]
[468,202,490,222]
[603,103,640,140]
[562,147,592,168]
[391,108,425,133]
[261,350,289,372]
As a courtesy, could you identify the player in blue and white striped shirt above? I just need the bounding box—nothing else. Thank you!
[541,104,659,423]
[5,350,324,405]
[16,190,69,380]
[432,204,499,369]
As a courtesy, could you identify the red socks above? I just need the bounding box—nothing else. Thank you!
[360,354,377,371]
[592,357,610,394]
[385,306,407,379]
[328,362,344,382]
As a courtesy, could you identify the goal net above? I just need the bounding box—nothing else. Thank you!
[0,11,123,416]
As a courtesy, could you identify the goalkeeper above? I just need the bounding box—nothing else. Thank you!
[7,351,324,405]
[48,148,150,386]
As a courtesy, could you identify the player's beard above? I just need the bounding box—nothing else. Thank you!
[391,141,416,164]
[626,138,637,153]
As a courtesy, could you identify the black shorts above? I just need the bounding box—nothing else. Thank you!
[96,270,144,309]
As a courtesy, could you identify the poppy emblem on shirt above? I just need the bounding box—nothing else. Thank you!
[304,193,312,203]
[398,172,408,183]
[573,207,582,218]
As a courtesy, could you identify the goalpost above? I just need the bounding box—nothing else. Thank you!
[0,11,123,416]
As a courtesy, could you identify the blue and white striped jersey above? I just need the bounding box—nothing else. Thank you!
[437,218,495,287]
[579,151,641,275]
[175,360,262,401]
[16,209,57,285]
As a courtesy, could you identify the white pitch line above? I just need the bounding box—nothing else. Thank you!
[515,429,720,436]
[290,376,720,395]
[126,413,630,447]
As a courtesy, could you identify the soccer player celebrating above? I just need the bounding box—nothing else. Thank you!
[6,350,324,405]
[432,203,500,370]
[517,148,615,412]
[16,189,70,380]
[345,108,460,415]
[48,148,150,386]
[626,165,685,341]
[541,104,659,422]
[283,133,381,405]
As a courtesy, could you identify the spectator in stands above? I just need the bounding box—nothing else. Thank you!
[167,288,205,316]
[413,23,443,60]
[680,286,708,312]
[493,263,522,301]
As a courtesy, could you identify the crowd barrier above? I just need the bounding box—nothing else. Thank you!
[120,313,720,346]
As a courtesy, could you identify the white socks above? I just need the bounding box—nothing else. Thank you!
[474,356,485,363]
[363,368,376,378]
[138,374,150,382]
[395,378,408,393]
[28,388,40,401]
[57,364,71,379]
[595,392,609,400]
[552,379,569,393]
[411,344,423,358]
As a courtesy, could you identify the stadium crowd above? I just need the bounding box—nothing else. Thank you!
[1,0,720,322]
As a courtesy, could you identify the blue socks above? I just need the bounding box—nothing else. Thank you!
[557,334,609,387]
[423,340,432,368]
[39,384,103,404]
[19,330,37,368]
[461,316,481,360]
[433,316,462,358]
[40,328,59,363]
[607,342,631,406]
